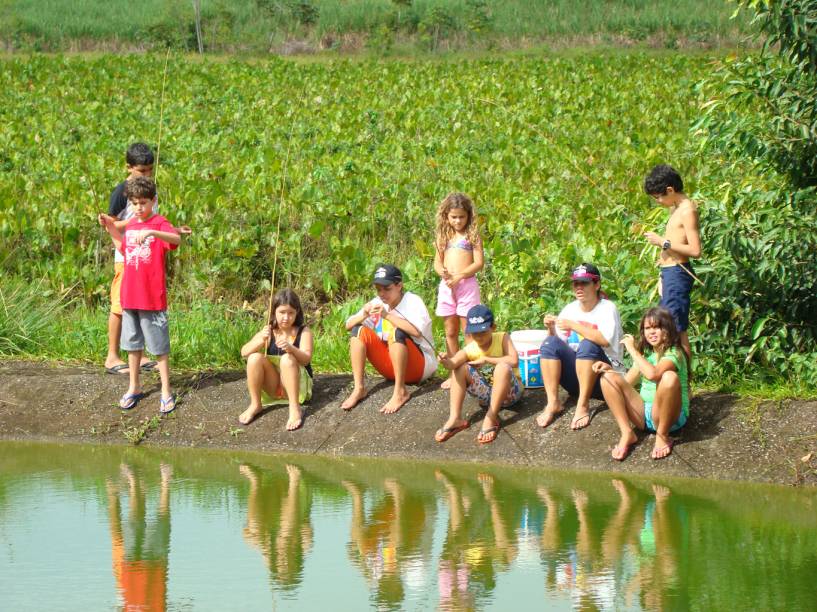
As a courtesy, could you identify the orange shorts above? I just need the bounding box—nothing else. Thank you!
[355,326,425,384]
[110,263,125,315]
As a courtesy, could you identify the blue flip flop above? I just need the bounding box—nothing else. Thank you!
[159,394,177,415]
[118,392,143,410]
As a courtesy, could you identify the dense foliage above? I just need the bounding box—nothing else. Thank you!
[0,45,813,391]
[0,0,750,54]
[1,53,707,365]
[694,0,817,385]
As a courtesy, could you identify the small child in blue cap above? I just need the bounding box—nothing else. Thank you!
[436,304,522,444]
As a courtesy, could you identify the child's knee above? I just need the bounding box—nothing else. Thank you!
[494,362,512,379]
[658,370,680,390]
[280,353,298,369]
[247,352,266,370]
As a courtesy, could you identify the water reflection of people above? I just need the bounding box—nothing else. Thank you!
[106,462,172,612]
[342,478,433,610]
[626,484,681,611]
[434,471,524,610]
[240,463,313,593]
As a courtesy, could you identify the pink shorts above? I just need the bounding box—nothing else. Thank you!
[435,276,481,318]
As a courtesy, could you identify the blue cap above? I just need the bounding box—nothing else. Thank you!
[465,305,494,334]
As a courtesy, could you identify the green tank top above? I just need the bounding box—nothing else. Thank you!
[639,347,689,417]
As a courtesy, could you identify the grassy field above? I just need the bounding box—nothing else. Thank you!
[0,0,752,53]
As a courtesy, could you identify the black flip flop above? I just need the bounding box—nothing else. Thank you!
[141,361,158,372]
[106,364,129,375]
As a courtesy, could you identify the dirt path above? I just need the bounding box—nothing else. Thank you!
[1,360,815,486]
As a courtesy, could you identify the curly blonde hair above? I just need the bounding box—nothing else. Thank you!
[434,192,480,254]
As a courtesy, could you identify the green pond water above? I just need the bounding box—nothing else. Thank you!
[1,441,816,611]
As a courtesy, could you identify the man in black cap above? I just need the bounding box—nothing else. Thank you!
[341,264,437,413]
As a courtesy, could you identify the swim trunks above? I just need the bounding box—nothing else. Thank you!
[659,263,695,332]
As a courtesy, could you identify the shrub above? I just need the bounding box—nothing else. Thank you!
[693,0,817,383]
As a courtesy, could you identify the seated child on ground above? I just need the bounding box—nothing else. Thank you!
[436,305,522,445]
[592,307,689,461]
[239,289,313,431]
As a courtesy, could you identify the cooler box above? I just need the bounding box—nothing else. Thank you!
[510,330,548,388]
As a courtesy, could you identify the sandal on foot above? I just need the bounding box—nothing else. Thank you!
[477,424,501,444]
[651,440,674,460]
[140,360,158,372]
[571,413,592,430]
[118,392,143,410]
[106,364,130,375]
[159,394,177,415]
[611,442,635,462]
[435,422,469,443]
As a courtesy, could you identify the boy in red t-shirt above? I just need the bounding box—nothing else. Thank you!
[99,177,183,413]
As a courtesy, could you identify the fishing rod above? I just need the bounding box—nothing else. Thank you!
[154,48,171,185]
[264,103,301,351]
[477,97,703,286]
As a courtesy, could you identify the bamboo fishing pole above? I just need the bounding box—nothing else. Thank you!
[154,48,171,185]
[264,109,300,351]
[477,96,703,286]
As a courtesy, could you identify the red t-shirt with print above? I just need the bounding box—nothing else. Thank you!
[119,214,178,311]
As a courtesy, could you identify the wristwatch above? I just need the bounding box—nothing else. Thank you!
[662,239,671,250]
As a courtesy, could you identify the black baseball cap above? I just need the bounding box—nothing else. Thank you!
[571,263,601,283]
[465,304,494,334]
[372,264,403,286]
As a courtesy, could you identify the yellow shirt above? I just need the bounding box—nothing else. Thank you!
[463,332,520,381]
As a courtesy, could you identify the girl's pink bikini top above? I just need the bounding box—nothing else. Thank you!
[446,237,474,251]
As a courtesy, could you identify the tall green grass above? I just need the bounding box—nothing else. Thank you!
[0,275,356,372]
[1,0,752,53]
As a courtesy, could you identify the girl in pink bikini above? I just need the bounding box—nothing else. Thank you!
[433,193,484,389]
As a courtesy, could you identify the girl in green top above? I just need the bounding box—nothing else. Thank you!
[592,307,689,461]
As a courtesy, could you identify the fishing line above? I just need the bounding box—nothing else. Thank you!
[477,96,702,286]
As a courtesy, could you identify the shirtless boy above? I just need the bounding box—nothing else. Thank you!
[643,164,701,362]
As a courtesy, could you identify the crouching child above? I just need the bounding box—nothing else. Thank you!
[436,305,522,445]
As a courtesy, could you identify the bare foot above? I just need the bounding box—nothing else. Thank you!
[341,386,367,411]
[380,389,411,414]
[535,403,563,428]
[440,377,452,390]
[238,405,262,426]
[285,464,302,479]
[286,405,303,431]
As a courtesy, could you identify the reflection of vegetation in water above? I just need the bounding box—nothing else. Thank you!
[2,443,817,610]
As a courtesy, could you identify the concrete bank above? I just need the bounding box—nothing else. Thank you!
[1,360,815,486]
